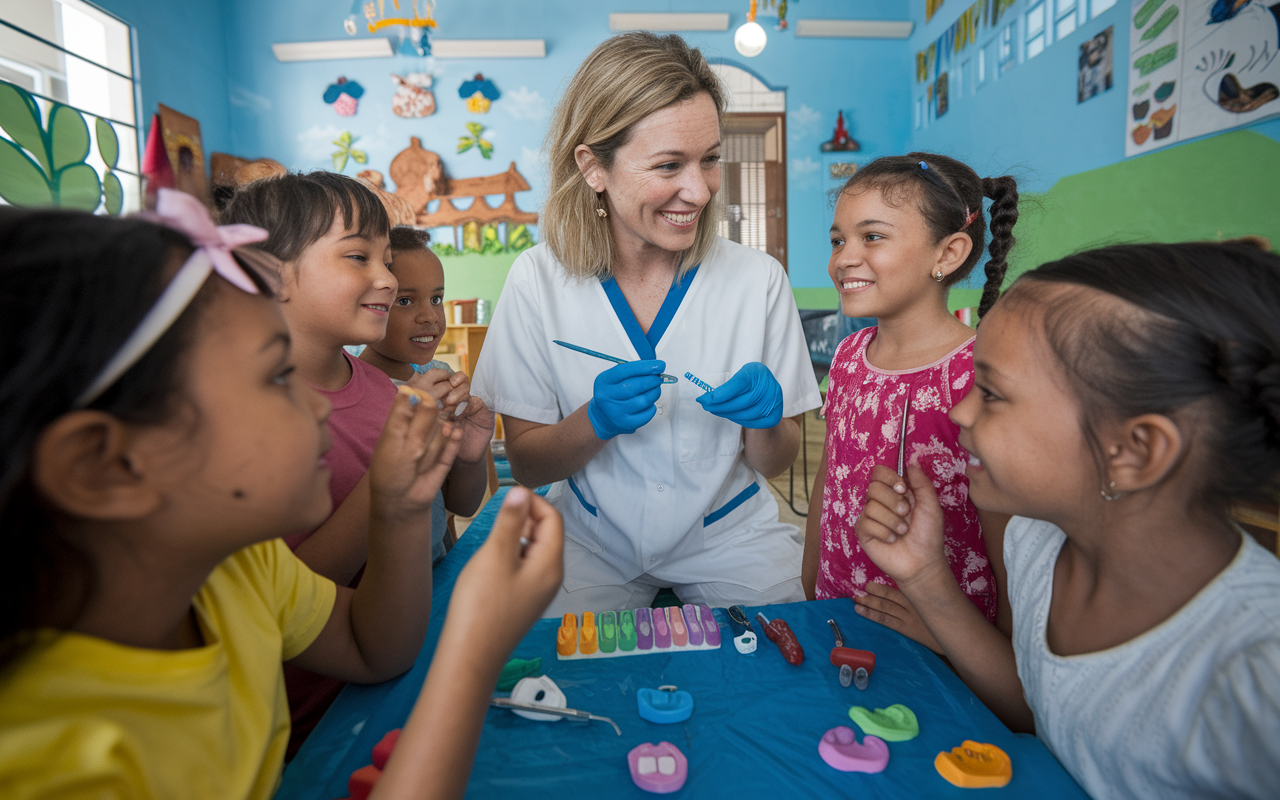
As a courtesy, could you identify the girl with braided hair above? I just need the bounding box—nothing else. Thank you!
[802,153,1019,653]
[856,241,1280,798]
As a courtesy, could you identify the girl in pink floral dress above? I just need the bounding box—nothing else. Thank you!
[801,153,1020,649]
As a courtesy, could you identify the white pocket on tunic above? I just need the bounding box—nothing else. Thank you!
[559,477,603,554]
[676,372,742,463]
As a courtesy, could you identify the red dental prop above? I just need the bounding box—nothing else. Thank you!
[756,612,804,665]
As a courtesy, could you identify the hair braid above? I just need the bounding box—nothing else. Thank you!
[979,175,1019,317]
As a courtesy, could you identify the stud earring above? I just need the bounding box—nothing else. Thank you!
[597,206,608,218]
[1100,480,1122,501]
[595,191,608,219]
[934,269,945,282]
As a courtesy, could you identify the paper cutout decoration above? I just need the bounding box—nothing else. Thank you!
[331,131,368,172]
[819,111,860,152]
[0,81,120,213]
[143,104,208,208]
[392,73,436,118]
[325,77,365,117]
[355,0,436,33]
[459,73,500,113]
[389,136,538,230]
[457,121,493,159]
[356,169,419,226]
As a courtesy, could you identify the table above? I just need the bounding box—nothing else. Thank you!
[277,488,1087,800]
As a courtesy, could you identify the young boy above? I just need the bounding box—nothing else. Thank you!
[360,227,494,558]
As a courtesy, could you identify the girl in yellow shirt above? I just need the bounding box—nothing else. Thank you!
[0,192,563,800]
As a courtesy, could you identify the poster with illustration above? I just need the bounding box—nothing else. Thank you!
[936,72,950,118]
[1126,0,1184,155]
[1126,0,1280,157]
[1079,25,1115,103]
[1178,0,1280,139]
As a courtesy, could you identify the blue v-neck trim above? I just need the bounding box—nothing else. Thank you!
[600,265,699,361]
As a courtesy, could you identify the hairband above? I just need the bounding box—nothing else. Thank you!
[74,189,269,407]
[918,161,981,231]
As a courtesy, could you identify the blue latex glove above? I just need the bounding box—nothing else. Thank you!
[696,362,783,429]
[587,359,666,440]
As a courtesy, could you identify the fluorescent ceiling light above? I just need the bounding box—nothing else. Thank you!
[431,39,546,58]
[795,19,914,39]
[609,13,730,31]
[271,38,393,62]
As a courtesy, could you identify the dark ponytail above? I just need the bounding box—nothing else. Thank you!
[839,153,1020,318]
[979,176,1019,317]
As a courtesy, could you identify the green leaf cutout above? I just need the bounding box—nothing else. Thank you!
[0,81,51,177]
[0,137,53,205]
[49,105,90,172]
[333,151,348,171]
[457,137,475,154]
[102,171,123,215]
[352,149,367,164]
[55,162,102,211]
[95,118,119,170]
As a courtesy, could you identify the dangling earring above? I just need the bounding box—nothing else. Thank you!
[934,269,944,282]
[1100,480,1122,501]
[595,192,608,219]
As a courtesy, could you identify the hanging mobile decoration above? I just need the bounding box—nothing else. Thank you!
[459,74,500,114]
[346,0,437,36]
[759,0,797,31]
[734,0,767,57]
[324,77,365,116]
[392,72,437,118]
[457,121,493,159]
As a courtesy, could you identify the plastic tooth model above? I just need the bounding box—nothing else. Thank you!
[599,611,618,653]
[619,609,638,651]
[628,741,688,794]
[508,675,567,721]
[681,604,703,646]
[697,605,721,646]
[557,613,578,657]
[653,607,672,649]
[934,740,1012,788]
[636,686,694,724]
[818,726,889,774]
[669,605,689,647]
[636,607,655,650]
[580,611,598,655]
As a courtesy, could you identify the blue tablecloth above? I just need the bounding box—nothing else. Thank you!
[277,488,1087,800]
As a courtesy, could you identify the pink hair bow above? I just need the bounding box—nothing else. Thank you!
[149,188,268,293]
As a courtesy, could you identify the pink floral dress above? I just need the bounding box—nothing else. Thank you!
[816,326,997,622]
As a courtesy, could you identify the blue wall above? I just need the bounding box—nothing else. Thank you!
[905,0,1280,193]
[94,0,234,169]
[210,0,912,291]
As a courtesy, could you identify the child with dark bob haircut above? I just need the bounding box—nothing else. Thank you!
[220,171,407,752]
[0,196,563,798]
[857,241,1280,799]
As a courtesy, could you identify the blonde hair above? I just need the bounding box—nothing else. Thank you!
[543,32,725,281]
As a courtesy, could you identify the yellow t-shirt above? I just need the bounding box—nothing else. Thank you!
[0,538,336,800]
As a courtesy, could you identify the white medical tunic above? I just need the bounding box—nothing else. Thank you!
[472,238,822,594]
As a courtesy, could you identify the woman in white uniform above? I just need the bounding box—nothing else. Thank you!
[472,32,821,615]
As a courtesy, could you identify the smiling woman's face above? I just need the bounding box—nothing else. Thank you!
[588,92,722,261]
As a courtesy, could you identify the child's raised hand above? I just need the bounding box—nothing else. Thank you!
[368,388,464,519]
[447,487,564,657]
[855,464,949,588]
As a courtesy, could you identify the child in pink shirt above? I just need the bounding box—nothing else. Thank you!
[802,153,1020,650]
[222,171,416,754]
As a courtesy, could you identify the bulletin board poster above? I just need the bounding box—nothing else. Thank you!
[1127,0,1280,157]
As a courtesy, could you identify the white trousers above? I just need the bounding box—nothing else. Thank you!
[541,534,805,617]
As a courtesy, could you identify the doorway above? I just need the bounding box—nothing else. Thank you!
[719,113,787,269]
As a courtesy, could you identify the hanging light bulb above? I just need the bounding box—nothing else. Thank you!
[735,0,767,57]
